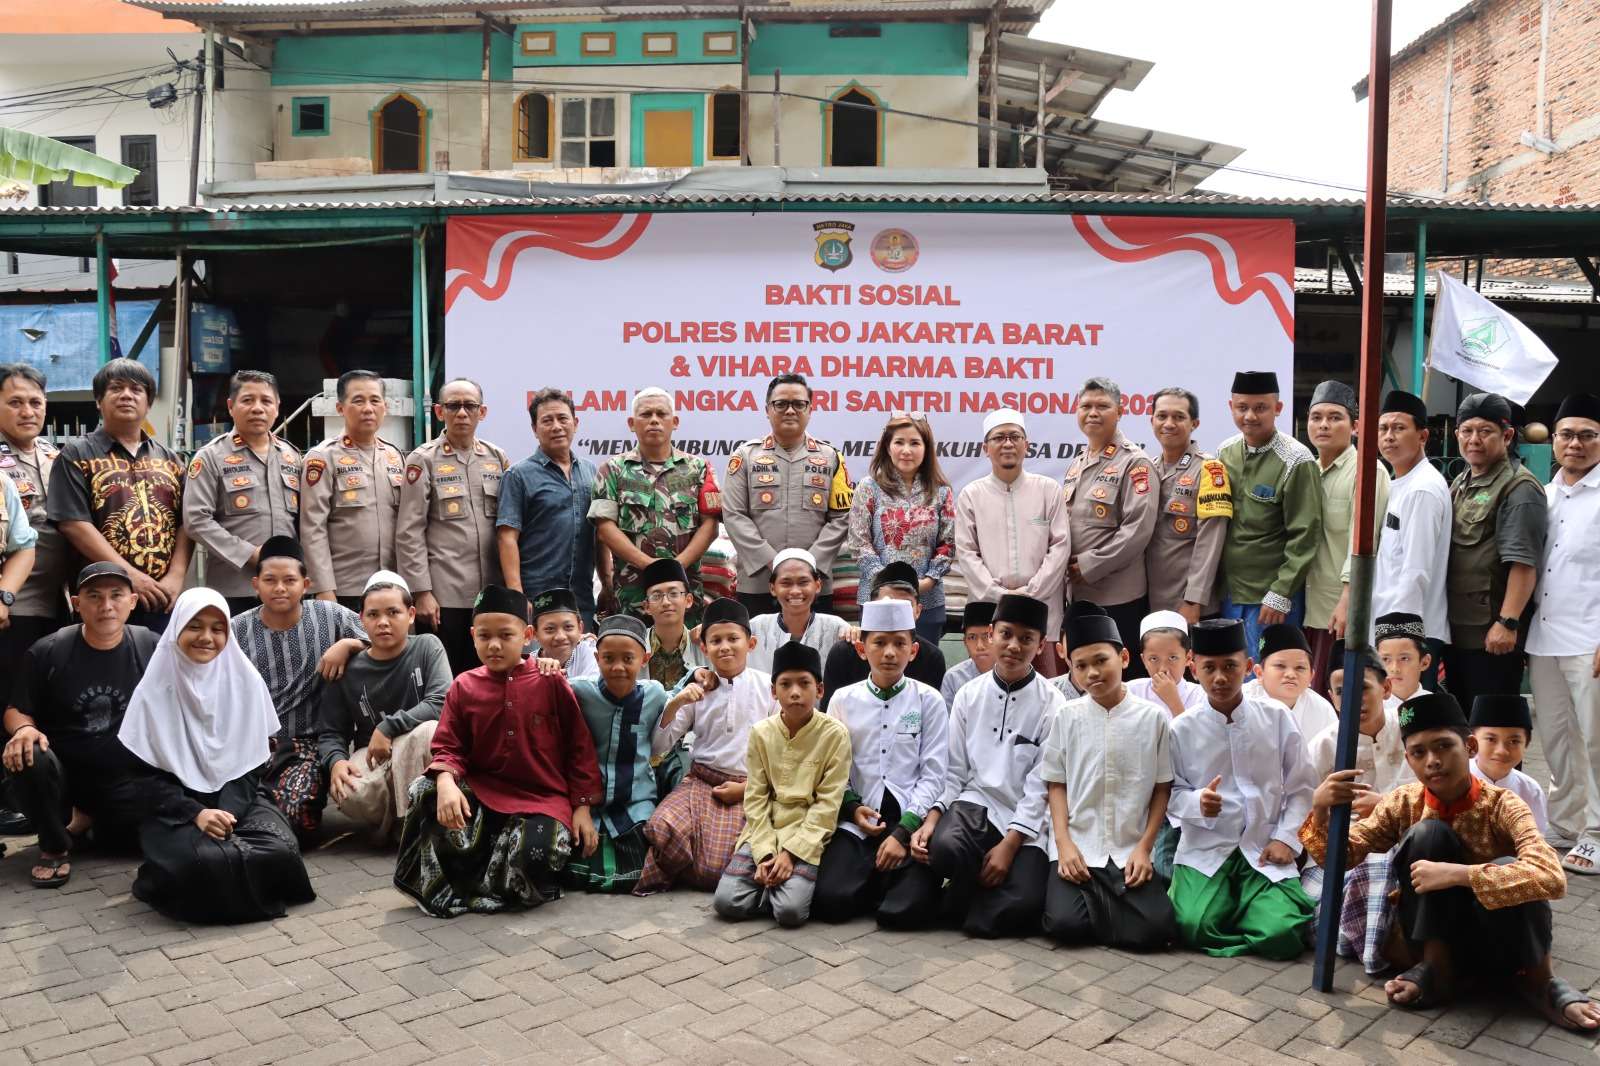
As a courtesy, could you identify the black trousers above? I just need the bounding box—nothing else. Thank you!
[927,800,1048,938]
[1098,598,1150,680]
[336,596,363,614]
[1042,860,1177,952]
[737,592,778,617]
[224,595,260,617]
[812,830,945,927]
[1441,646,1525,711]
[2,745,143,855]
[421,607,478,676]
[1393,820,1551,973]
[0,614,64,709]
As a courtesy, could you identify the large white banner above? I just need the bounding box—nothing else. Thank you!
[445,211,1294,484]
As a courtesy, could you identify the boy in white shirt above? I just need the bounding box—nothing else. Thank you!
[1245,623,1336,737]
[1127,610,1207,716]
[1168,618,1318,959]
[1468,695,1549,835]
[814,599,950,926]
[1375,612,1432,709]
[530,588,598,681]
[1041,606,1176,951]
[636,598,774,894]
[913,593,1062,938]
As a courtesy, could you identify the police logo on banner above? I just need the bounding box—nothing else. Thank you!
[813,221,855,273]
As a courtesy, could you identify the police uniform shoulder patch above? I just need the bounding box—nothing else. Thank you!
[1131,466,1151,496]
[406,464,423,484]
[1196,459,1232,520]
[187,456,203,480]
[727,455,742,476]
[305,457,326,486]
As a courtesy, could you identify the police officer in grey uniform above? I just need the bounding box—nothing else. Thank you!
[183,370,302,614]
[397,378,511,675]
[1061,377,1159,673]
[723,373,851,616]
[1145,386,1230,626]
[300,369,405,610]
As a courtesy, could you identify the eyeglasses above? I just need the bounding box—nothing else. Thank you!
[769,399,810,413]
[890,410,928,424]
[645,589,687,603]
[986,432,1025,445]
[1554,429,1600,444]
[440,401,482,413]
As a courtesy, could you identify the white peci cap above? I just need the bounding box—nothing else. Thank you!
[860,599,916,633]
[1139,609,1190,638]
[981,408,1026,438]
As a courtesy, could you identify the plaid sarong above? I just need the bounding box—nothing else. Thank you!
[562,824,651,894]
[1301,850,1397,974]
[635,763,746,895]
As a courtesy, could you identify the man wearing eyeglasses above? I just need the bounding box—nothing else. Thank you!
[723,373,852,616]
[397,378,511,675]
[1527,393,1600,864]
[1443,391,1546,710]
[182,370,303,615]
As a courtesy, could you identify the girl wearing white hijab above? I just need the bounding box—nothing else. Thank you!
[119,588,315,923]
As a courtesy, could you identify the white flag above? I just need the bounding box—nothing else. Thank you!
[1427,270,1557,404]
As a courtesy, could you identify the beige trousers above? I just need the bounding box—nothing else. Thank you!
[334,720,438,838]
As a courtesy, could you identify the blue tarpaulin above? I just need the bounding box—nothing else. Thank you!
[0,300,161,392]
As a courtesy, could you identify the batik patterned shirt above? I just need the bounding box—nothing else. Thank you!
[47,428,185,580]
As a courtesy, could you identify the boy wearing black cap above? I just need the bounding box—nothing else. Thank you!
[1041,604,1176,950]
[394,585,603,917]
[914,593,1062,938]
[813,599,949,926]
[1218,370,1323,656]
[940,600,996,708]
[1305,692,1598,1031]
[1167,618,1318,958]
[638,597,775,893]
[530,588,598,681]
[1245,622,1337,738]
[639,557,705,690]
[714,641,851,927]
[1374,612,1433,706]
[1372,391,1450,690]
[822,561,945,710]
[563,615,669,894]
[1468,695,1547,834]
[1445,391,1546,709]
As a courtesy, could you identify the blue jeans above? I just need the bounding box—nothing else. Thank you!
[1220,592,1304,658]
[916,608,946,645]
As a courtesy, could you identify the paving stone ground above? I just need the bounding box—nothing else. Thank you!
[1,743,1597,1066]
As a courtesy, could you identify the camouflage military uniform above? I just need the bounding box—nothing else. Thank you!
[587,448,721,625]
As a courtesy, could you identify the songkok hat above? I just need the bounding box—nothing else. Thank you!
[701,596,752,635]
[473,584,530,622]
[993,593,1048,636]
[1457,391,1516,428]
[1231,370,1279,394]
[76,560,132,590]
[1346,649,1388,684]
[871,561,920,596]
[1397,691,1468,739]
[770,547,821,578]
[257,534,303,567]
[363,569,409,594]
[1374,612,1426,643]
[1469,694,1533,733]
[981,408,1026,438]
[1064,602,1122,652]
[1380,390,1429,427]
[963,601,997,628]
[529,587,579,621]
[1140,610,1189,638]
[1257,623,1311,662]
[1191,618,1247,656]
[639,557,689,592]
[771,640,823,681]
[1554,393,1600,425]
[861,600,916,633]
[596,613,649,651]
[1310,380,1358,417]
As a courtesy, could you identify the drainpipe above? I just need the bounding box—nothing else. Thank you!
[95,230,111,365]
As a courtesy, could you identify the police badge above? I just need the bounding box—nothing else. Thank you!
[812,221,855,273]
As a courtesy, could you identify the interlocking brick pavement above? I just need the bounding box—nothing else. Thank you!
[2,743,1598,1065]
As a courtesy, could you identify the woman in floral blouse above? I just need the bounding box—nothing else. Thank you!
[847,413,956,643]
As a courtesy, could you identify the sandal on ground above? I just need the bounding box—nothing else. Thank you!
[1521,976,1600,1033]
[1562,840,1600,876]
[1386,961,1450,1010]
[30,854,71,889]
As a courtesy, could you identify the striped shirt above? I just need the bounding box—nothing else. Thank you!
[232,600,366,741]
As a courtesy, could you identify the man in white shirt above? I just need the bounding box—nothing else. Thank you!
[955,409,1071,677]
[1527,393,1600,865]
[1168,618,1318,959]
[912,593,1062,937]
[1368,390,1450,689]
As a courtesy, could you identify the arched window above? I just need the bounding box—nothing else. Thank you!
[373,93,425,173]
[515,91,552,161]
[827,86,880,167]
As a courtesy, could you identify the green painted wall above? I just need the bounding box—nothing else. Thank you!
[272,32,512,86]
[629,93,705,167]
[748,23,968,76]
[515,19,741,66]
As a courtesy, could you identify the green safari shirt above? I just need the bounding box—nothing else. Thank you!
[1218,431,1324,613]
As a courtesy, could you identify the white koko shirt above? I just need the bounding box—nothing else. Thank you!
[829,677,949,839]
[938,668,1064,849]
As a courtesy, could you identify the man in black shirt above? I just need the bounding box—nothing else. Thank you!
[2,561,157,886]
[823,562,946,710]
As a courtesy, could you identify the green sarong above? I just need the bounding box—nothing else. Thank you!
[561,823,651,894]
[1168,848,1314,960]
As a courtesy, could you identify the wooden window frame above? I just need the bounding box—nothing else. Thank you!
[514,91,554,162]
[823,83,885,167]
[521,31,555,56]
[641,32,678,57]
[291,95,330,137]
[558,95,618,168]
[580,32,616,57]
[119,134,158,206]
[707,90,741,161]
[370,92,428,174]
[703,30,737,56]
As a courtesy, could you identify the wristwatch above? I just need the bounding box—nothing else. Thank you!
[0,590,13,607]
[1495,614,1519,632]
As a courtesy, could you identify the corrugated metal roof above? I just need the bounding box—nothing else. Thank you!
[1294,265,1595,304]
[127,0,1054,19]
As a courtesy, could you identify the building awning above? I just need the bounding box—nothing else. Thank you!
[0,127,138,191]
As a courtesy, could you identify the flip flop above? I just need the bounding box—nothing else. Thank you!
[1522,976,1600,1033]
[1387,960,1450,1010]
[29,854,71,889]
[1562,840,1600,876]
